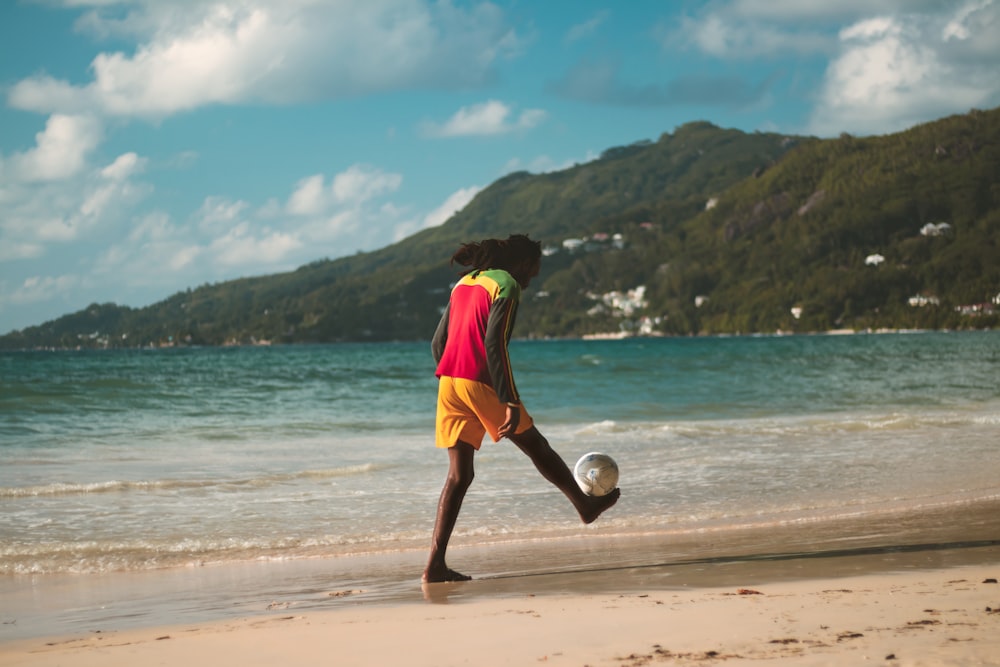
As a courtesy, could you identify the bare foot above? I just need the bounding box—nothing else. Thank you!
[579,487,620,524]
[422,566,472,584]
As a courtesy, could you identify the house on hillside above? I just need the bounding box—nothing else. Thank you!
[865,253,885,266]
[586,286,647,317]
[920,222,952,237]
[559,233,626,254]
[955,303,995,316]
[908,294,940,307]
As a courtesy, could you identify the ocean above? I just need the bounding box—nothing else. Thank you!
[2,332,999,637]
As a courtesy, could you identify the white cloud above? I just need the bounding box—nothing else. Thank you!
[127,211,176,244]
[282,165,407,243]
[210,222,302,267]
[1,1,527,331]
[100,151,145,181]
[8,0,520,120]
[671,0,1000,136]
[93,206,304,285]
[840,16,895,41]
[565,10,610,44]
[940,0,1000,57]
[81,153,149,219]
[0,148,152,268]
[6,275,80,306]
[388,185,480,242]
[168,245,203,272]
[422,186,481,228]
[0,241,45,263]
[807,5,999,136]
[196,196,250,233]
[10,115,103,182]
[1,155,418,330]
[670,10,836,58]
[286,174,326,216]
[331,165,403,204]
[94,211,204,282]
[423,100,547,137]
[725,0,919,22]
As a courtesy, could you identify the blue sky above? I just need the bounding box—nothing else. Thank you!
[2,0,999,333]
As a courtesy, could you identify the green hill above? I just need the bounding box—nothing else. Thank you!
[3,107,998,349]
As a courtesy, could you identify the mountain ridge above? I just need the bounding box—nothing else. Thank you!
[3,108,998,349]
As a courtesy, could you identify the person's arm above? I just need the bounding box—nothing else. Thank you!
[497,403,521,439]
[431,302,450,364]
[484,295,520,406]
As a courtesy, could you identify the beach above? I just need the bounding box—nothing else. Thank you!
[2,542,998,667]
[3,500,1000,666]
[3,335,999,664]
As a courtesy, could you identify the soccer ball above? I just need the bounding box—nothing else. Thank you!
[574,452,619,497]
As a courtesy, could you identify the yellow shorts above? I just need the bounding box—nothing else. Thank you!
[435,376,534,449]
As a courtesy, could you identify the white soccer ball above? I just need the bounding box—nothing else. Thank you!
[574,452,619,497]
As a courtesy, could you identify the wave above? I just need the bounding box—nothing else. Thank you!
[565,404,999,439]
[4,489,998,576]
[0,526,432,576]
[0,463,385,499]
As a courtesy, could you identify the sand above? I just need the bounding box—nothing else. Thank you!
[4,501,999,666]
[2,557,998,667]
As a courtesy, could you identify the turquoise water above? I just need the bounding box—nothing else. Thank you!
[1,332,999,576]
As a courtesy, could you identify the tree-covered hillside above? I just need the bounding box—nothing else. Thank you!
[2,107,998,349]
[631,108,1000,335]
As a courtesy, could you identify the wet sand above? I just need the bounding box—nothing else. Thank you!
[2,552,998,666]
[2,499,998,665]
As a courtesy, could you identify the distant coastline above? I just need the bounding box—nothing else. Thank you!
[5,325,999,352]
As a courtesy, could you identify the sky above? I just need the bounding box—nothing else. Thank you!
[2,0,999,333]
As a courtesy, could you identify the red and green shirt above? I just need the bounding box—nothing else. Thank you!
[432,269,522,405]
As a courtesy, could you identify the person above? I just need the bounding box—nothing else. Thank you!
[423,233,620,584]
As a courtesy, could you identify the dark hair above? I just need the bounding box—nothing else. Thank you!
[450,234,541,274]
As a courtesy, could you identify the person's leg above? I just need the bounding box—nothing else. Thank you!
[423,441,476,583]
[509,426,619,523]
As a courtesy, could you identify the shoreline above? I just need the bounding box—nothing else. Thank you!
[3,497,999,644]
[2,547,998,666]
[8,326,998,351]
